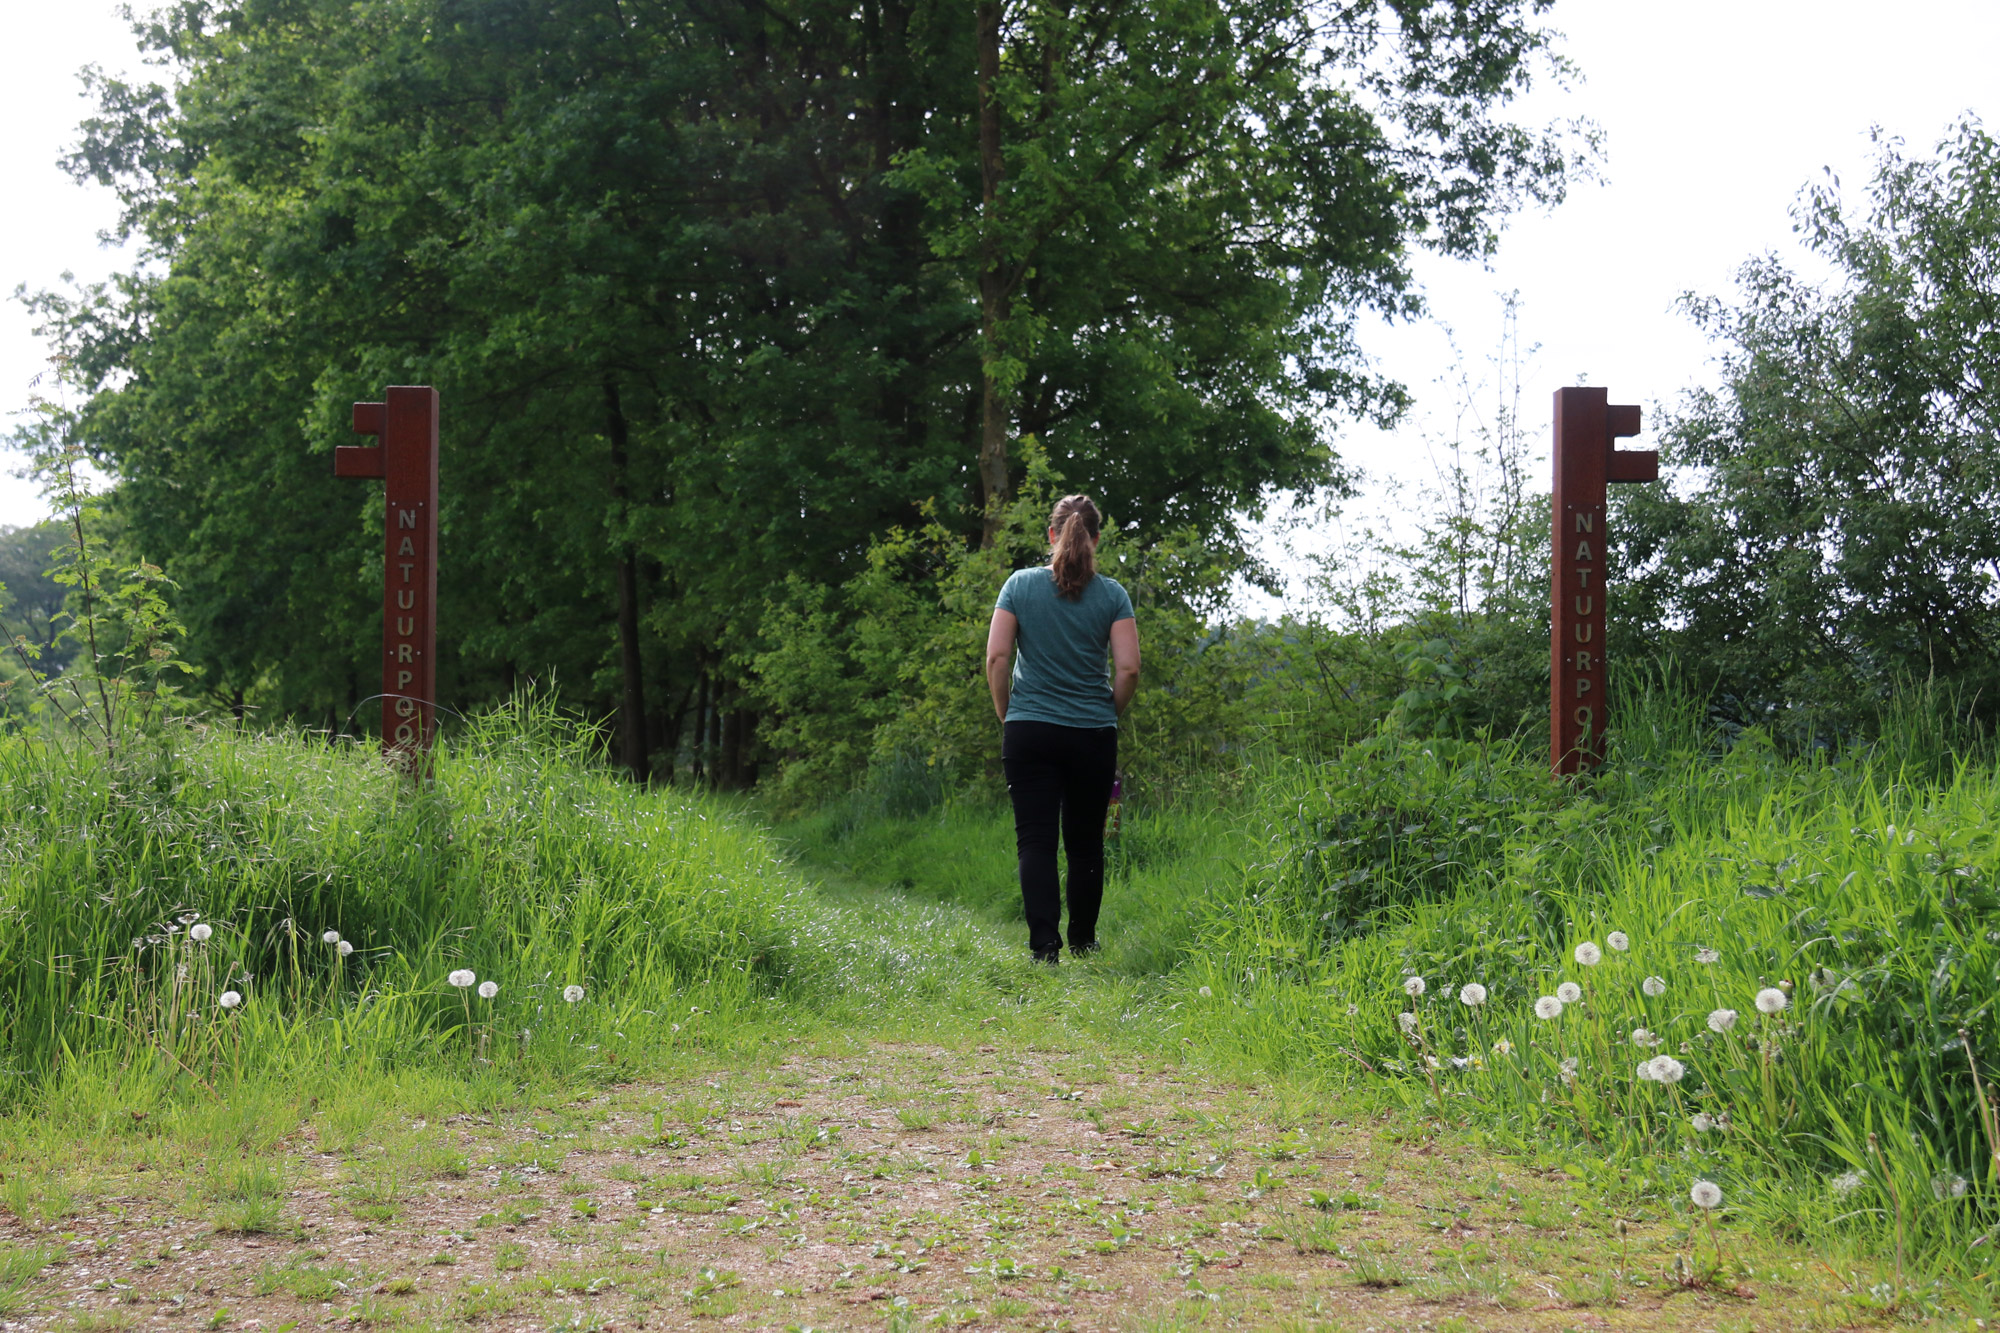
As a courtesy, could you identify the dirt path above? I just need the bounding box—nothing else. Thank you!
[4,1037,1893,1333]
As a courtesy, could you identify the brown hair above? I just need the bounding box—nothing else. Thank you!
[1048,495,1101,600]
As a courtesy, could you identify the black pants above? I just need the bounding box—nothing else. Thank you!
[1002,720,1118,959]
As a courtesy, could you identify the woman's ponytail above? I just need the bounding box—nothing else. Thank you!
[1048,494,1102,600]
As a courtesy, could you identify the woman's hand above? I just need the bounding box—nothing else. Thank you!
[986,609,1018,722]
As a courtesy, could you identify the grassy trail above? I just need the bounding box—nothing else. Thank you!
[0,868,1934,1333]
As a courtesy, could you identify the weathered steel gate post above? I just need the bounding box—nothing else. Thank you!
[1550,386,1655,775]
[334,385,440,761]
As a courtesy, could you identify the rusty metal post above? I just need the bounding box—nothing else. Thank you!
[1550,387,1654,775]
[335,386,440,762]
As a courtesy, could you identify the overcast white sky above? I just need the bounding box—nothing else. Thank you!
[3,1,1998,572]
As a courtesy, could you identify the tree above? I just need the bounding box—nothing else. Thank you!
[1614,119,2000,736]
[32,0,1589,770]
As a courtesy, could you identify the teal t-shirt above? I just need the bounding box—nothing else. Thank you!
[995,567,1134,728]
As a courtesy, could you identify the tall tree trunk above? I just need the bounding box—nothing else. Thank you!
[604,378,651,784]
[976,0,1009,548]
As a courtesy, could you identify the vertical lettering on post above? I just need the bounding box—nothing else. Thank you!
[336,386,440,765]
[1550,387,1656,775]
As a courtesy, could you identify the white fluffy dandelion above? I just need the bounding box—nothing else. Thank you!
[1831,1170,1866,1196]
[1458,982,1487,1007]
[1636,1060,1655,1081]
[1574,942,1603,967]
[563,985,585,1004]
[189,923,213,942]
[1556,982,1582,1005]
[1642,975,1667,997]
[322,930,341,945]
[1648,1056,1685,1084]
[1534,995,1563,1020]
[1691,1112,1715,1133]
[1695,946,1720,964]
[1403,975,1426,998]
[1398,1011,1419,1033]
[1755,987,1788,1014]
[1933,1175,1970,1200]
[1707,1008,1738,1033]
[1559,1056,1579,1083]
[218,991,242,1010]
[448,969,476,989]
[1607,931,1630,952]
[1491,1038,1515,1056]
[1689,1180,1723,1210]
[478,980,499,1000]
[337,940,354,957]
[1631,1028,1661,1049]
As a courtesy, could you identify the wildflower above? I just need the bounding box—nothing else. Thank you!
[1647,1056,1685,1084]
[1556,982,1582,1005]
[1689,1180,1723,1210]
[218,991,242,1010]
[1635,1060,1654,1081]
[322,930,341,945]
[1449,1056,1470,1070]
[1198,986,1212,998]
[1559,1056,1579,1084]
[1534,995,1563,1020]
[1692,1112,1715,1132]
[1707,1008,1738,1033]
[189,923,213,943]
[1607,931,1630,952]
[1397,1012,1419,1034]
[1344,1004,1358,1017]
[1491,1038,1514,1056]
[564,985,585,1004]
[1631,1028,1662,1049]
[1754,987,1787,1014]
[478,981,499,1000]
[448,969,476,989]
[1695,947,1720,964]
[337,940,354,956]
[1574,942,1603,967]
[1458,983,1487,1007]
[1831,1170,1866,1195]
[1403,975,1426,998]
[1642,975,1667,997]
[1934,1175,1970,1200]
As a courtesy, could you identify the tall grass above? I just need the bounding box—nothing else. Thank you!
[1177,690,2000,1279]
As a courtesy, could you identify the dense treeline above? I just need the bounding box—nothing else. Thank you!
[23,0,1583,782]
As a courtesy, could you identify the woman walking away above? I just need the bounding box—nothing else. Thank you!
[985,495,1141,964]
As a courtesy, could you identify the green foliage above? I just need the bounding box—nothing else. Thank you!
[29,0,1587,767]
[1617,119,2000,739]
[1185,688,2000,1269]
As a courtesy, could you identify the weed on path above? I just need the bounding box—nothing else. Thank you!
[0,1041,1930,1332]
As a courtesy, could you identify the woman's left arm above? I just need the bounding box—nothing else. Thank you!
[986,609,1018,722]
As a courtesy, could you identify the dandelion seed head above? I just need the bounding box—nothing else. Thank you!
[1755,987,1788,1014]
[1707,1008,1738,1033]
[1636,1060,1655,1081]
[218,991,242,1010]
[188,923,212,943]
[477,980,499,999]
[1933,1174,1970,1200]
[1695,947,1720,964]
[1398,1011,1419,1033]
[1198,986,1213,998]
[1534,995,1563,1020]
[1574,942,1603,967]
[1556,982,1582,1005]
[563,985,585,1004]
[1607,931,1629,952]
[1648,1056,1685,1084]
[1689,1180,1723,1210]
[1491,1038,1514,1056]
[1631,1027,1661,1049]
[1642,975,1667,997]
[1403,975,1426,998]
[1692,1112,1715,1132]
[448,969,476,989]
[1458,983,1487,1007]
[1831,1170,1866,1195]
[322,930,341,945]
[337,940,353,956]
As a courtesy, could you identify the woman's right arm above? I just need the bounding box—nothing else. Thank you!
[1110,617,1141,716]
